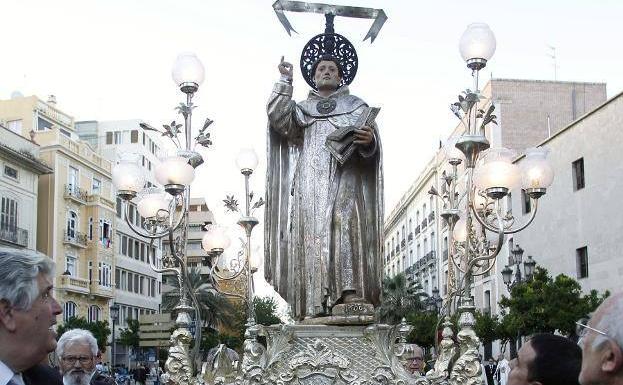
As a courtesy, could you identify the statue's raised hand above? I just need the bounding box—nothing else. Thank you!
[278,56,294,80]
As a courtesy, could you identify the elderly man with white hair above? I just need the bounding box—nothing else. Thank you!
[0,247,63,385]
[56,329,115,385]
[578,291,623,385]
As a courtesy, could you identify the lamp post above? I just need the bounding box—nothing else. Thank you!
[429,22,553,381]
[112,52,213,385]
[501,244,537,291]
[426,287,443,314]
[110,303,119,371]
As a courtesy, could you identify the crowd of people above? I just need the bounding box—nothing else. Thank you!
[1,248,622,385]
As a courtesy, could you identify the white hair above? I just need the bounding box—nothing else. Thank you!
[0,247,55,310]
[592,292,623,350]
[56,328,99,357]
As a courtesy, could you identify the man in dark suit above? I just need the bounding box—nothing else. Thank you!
[485,357,498,385]
[0,248,63,385]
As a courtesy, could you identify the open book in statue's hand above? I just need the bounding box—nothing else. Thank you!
[326,106,380,165]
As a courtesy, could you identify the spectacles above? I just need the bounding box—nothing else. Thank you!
[61,356,93,364]
[576,319,610,347]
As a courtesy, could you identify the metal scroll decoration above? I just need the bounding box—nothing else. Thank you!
[300,31,358,90]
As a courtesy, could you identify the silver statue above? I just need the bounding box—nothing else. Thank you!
[264,53,384,320]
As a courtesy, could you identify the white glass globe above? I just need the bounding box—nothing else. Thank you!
[201,225,232,252]
[235,148,259,172]
[171,52,205,87]
[473,148,521,191]
[443,136,464,161]
[453,216,468,243]
[521,147,554,189]
[155,154,195,186]
[112,153,145,193]
[459,23,497,62]
[137,188,170,218]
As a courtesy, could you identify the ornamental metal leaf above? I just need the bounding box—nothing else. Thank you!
[175,102,196,120]
[223,195,239,213]
[478,105,498,130]
[162,120,183,138]
[200,117,214,134]
[139,122,160,132]
[251,197,265,211]
[195,133,212,148]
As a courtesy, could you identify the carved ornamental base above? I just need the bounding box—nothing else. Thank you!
[239,323,425,385]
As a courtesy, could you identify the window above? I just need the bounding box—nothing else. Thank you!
[116,197,122,218]
[127,272,133,292]
[37,117,53,131]
[92,178,101,194]
[121,270,127,290]
[65,255,77,276]
[88,305,101,322]
[3,165,18,180]
[114,131,122,144]
[572,158,585,191]
[88,217,93,240]
[115,268,121,289]
[134,274,139,293]
[99,262,112,287]
[131,130,139,143]
[68,166,79,188]
[106,132,113,144]
[0,197,18,231]
[89,261,93,283]
[521,189,531,214]
[121,235,128,255]
[66,211,78,238]
[576,246,589,279]
[7,119,22,134]
[139,276,145,295]
[484,290,491,313]
[506,192,513,215]
[64,302,77,322]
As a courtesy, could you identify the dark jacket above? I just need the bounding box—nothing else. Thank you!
[22,364,63,385]
[91,371,117,385]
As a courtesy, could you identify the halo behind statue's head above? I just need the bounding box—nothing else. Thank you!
[300,32,358,90]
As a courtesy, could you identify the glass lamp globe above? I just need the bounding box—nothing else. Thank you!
[473,147,521,193]
[453,216,468,242]
[201,225,232,252]
[112,153,145,195]
[235,148,259,173]
[171,53,205,88]
[155,153,196,187]
[137,187,170,219]
[501,265,513,285]
[459,23,497,64]
[521,147,554,189]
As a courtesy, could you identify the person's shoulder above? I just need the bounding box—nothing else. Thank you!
[22,364,62,385]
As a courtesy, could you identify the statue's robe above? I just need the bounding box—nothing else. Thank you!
[265,81,384,320]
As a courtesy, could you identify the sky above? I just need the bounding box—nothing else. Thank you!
[1,0,621,298]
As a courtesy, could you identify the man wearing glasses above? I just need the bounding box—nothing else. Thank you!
[402,344,426,376]
[56,329,115,385]
[0,248,63,385]
[577,292,623,385]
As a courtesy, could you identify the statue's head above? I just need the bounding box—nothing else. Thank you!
[312,56,343,92]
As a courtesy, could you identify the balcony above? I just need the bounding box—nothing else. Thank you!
[87,237,113,257]
[0,226,28,248]
[401,239,406,248]
[443,249,448,261]
[63,231,87,248]
[427,250,436,265]
[408,232,413,241]
[428,211,435,222]
[421,218,428,229]
[64,184,88,203]
[90,282,115,299]
[414,225,421,235]
[59,275,90,295]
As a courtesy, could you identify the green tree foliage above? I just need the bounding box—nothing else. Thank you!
[499,267,609,337]
[57,317,111,353]
[473,310,500,345]
[406,311,440,349]
[117,319,140,350]
[162,267,236,330]
[380,273,428,324]
[253,296,281,326]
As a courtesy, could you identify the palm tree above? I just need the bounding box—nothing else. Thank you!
[380,273,428,324]
[162,267,236,331]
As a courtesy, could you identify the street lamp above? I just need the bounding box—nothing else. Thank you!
[426,287,443,313]
[429,22,552,382]
[110,303,120,371]
[502,244,537,290]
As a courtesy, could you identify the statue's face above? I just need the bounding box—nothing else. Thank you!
[314,60,342,91]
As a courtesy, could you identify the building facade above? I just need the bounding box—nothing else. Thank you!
[76,119,164,366]
[0,124,52,250]
[0,95,117,333]
[384,78,608,309]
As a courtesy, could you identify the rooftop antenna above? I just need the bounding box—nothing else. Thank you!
[547,45,557,81]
